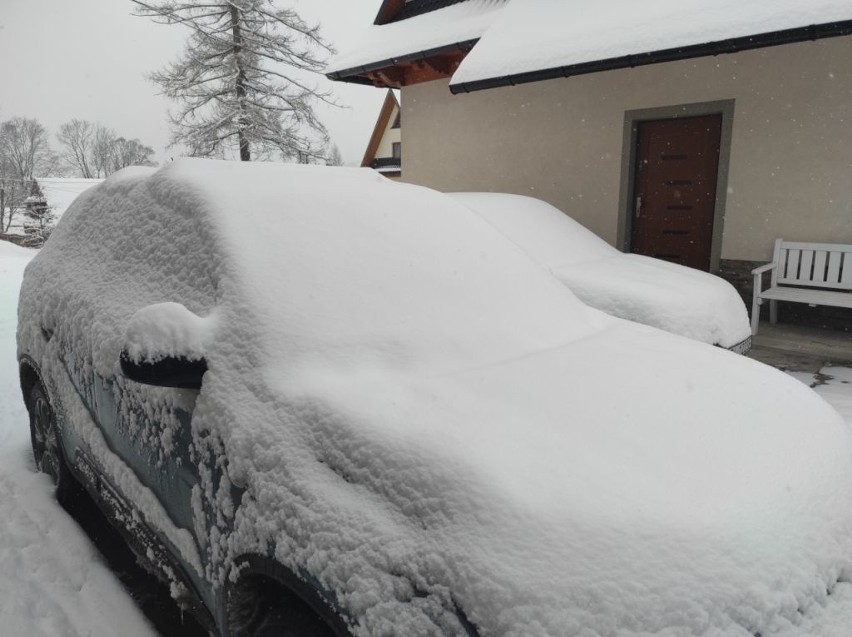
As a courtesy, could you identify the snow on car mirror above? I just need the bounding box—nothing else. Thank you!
[120,302,216,389]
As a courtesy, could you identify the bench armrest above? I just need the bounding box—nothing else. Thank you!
[751,262,776,276]
[752,262,776,308]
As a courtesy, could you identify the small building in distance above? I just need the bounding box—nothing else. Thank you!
[361,90,402,179]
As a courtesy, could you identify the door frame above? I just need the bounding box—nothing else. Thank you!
[616,99,735,272]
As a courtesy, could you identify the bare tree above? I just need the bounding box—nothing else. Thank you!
[325,143,343,166]
[91,124,117,177]
[0,117,54,181]
[109,137,156,171]
[57,119,156,177]
[131,0,336,162]
[0,118,55,234]
[57,119,96,177]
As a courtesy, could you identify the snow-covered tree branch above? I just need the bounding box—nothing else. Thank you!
[132,0,337,162]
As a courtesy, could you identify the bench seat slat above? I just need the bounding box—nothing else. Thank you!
[760,286,852,308]
[798,250,814,282]
[813,250,828,284]
[828,251,843,284]
[785,249,800,279]
[842,253,852,287]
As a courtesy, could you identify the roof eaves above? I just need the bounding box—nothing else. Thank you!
[327,39,479,84]
[450,20,852,94]
[374,0,404,25]
[374,0,472,25]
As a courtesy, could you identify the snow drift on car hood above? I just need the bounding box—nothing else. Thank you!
[450,192,752,349]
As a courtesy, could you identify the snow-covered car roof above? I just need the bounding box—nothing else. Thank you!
[451,192,751,348]
[18,160,852,635]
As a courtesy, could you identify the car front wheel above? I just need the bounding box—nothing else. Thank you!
[28,383,77,504]
[227,575,339,637]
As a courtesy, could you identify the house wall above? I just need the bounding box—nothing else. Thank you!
[375,105,402,159]
[401,36,852,262]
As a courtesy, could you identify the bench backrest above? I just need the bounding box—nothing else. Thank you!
[772,239,852,290]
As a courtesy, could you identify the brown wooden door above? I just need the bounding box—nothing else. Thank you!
[631,114,722,271]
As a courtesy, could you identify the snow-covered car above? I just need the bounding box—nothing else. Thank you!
[17,160,852,636]
[450,192,752,353]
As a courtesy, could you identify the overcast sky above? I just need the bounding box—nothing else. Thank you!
[0,0,386,167]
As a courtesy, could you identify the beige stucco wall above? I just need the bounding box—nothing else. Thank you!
[401,36,852,262]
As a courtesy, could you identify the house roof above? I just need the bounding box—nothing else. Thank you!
[375,0,472,24]
[326,0,506,83]
[361,90,400,168]
[451,0,852,93]
[330,0,852,92]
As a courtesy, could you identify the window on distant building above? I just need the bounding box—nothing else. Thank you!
[392,142,401,159]
[391,111,401,129]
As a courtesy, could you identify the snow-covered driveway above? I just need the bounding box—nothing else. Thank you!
[0,242,154,637]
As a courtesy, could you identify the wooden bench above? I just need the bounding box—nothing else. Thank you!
[751,239,852,335]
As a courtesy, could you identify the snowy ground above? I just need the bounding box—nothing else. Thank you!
[0,242,155,637]
[2,240,852,635]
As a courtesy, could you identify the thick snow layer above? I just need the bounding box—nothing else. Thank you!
[451,0,852,86]
[451,192,751,348]
[554,255,751,348]
[123,302,217,363]
[327,0,507,75]
[16,160,852,635]
[0,244,154,636]
[36,178,103,222]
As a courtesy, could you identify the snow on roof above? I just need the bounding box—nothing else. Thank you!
[35,178,103,221]
[451,0,852,88]
[327,0,507,76]
[331,0,852,90]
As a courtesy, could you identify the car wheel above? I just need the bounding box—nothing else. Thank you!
[28,383,77,504]
[228,576,338,637]
[251,601,336,637]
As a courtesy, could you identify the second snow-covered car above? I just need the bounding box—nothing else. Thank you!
[451,192,752,352]
[18,160,852,636]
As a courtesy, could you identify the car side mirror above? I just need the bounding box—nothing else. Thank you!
[120,302,214,389]
[120,351,207,389]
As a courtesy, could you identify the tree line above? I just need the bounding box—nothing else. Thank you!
[2,0,347,242]
[0,116,156,236]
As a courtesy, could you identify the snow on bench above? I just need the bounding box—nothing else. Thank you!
[751,239,852,335]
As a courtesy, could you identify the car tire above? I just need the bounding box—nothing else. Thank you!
[28,383,77,505]
[228,577,338,637]
[251,600,336,637]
